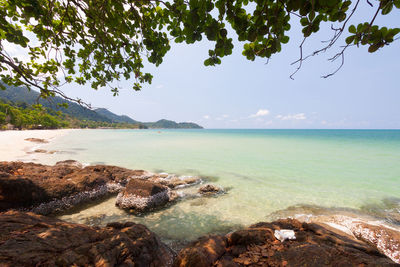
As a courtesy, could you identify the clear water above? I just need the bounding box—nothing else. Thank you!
[34,129,400,242]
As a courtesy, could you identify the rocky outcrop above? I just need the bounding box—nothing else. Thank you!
[116,179,177,213]
[0,210,175,267]
[0,161,205,215]
[0,161,149,214]
[304,215,400,264]
[174,219,398,267]
[198,184,224,196]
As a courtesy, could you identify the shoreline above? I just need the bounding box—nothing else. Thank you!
[0,129,75,162]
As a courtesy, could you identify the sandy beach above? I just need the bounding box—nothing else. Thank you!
[0,129,74,162]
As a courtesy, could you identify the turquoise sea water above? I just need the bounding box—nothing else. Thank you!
[35,129,400,242]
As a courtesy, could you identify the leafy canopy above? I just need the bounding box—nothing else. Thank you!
[0,0,399,101]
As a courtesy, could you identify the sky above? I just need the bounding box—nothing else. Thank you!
[5,2,400,129]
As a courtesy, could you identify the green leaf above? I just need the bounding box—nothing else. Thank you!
[348,25,356,33]
[368,43,380,53]
[345,35,355,44]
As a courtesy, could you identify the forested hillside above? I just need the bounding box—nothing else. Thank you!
[0,85,203,129]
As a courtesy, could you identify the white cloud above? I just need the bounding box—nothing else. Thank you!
[156,84,164,89]
[249,109,270,118]
[203,115,210,119]
[276,113,306,120]
[222,114,229,118]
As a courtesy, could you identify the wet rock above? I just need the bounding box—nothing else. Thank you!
[198,184,224,195]
[149,174,201,189]
[55,159,83,168]
[115,179,176,213]
[330,219,400,264]
[0,211,175,267]
[24,137,48,143]
[26,149,58,154]
[0,161,148,214]
[174,218,398,267]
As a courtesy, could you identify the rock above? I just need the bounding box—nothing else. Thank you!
[24,137,48,143]
[174,235,228,267]
[115,179,175,213]
[0,161,148,214]
[26,149,58,154]
[0,211,175,267]
[174,218,398,266]
[198,184,224,195]
[334,220,400,264]
[148,174,201,189]
[33,149,47,153]
[55,159,83,168]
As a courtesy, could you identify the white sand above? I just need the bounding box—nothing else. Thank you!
[0,129,74,162]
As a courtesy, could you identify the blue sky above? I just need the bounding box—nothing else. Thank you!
[9,2,400,129]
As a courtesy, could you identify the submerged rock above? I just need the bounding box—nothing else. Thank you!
[198,184,224,196]
[0,161,149,214]
[174,218,398,267]
[148,173,201,189]
[24,137,48,143]
[0,211,175,267]
[115,179,176,213]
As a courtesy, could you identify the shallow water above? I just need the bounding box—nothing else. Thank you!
[34,129,400,242]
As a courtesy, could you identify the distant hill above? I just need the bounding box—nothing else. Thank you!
[94,108,138,124]
[0,84,111,122]
[0,84,203,129]
[144,119,203,129]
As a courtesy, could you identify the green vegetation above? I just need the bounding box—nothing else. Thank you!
[0,0,399,101]
[0,84,203,129]
[0,99,68,129]
[0,83,113,122]
[0,99,148,130]
[143,119,203,129]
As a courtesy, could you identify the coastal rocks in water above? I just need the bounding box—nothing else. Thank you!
[0,210,175,267]
[174,218,398,267]
[148,173,201,189]
[198,184,224,196]
[115,179,176,213]
[24,137,48,143]
[26,149,57,154]
[315,215,400,264]
[350,222,400,264]
[0,161,148,214]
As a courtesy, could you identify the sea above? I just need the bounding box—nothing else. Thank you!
[32,129,400,245]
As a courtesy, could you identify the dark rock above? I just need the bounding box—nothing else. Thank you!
[0,210,175,267]
[198,184,224,195]
[0,161,148,214]
[115,179,176,213]
[174,218,398,266]
[174,235,227,267]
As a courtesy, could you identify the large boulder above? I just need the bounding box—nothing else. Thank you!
[0,211,175,267]
[115,179,176,213]
[174,218,398,267]
[0,161,149,214]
